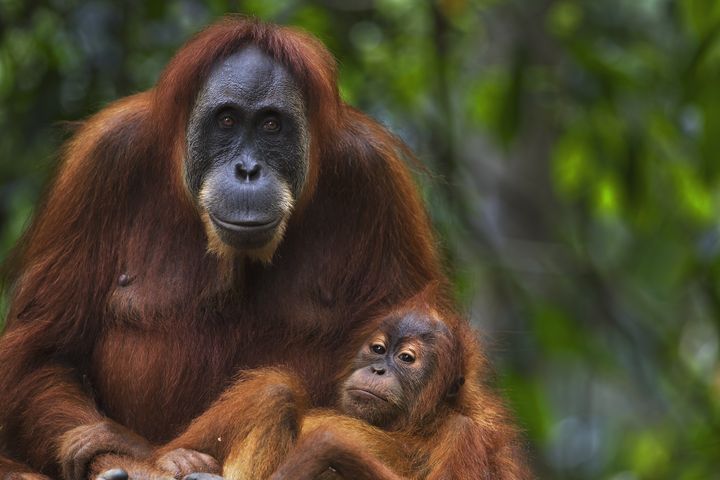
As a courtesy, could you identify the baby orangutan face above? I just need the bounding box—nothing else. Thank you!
[339,311,454,429]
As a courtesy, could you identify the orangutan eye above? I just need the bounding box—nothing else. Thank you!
[218,112,236,128]
[371,343,386,355]
[398,352,415,363]
[262,117,281,132]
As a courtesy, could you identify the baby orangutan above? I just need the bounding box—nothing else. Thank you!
[259,307,467,480]
[151,305,519,480]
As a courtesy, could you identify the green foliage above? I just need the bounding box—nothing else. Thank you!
[1,0,720,478]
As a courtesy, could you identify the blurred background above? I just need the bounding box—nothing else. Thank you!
[1,0,720,478]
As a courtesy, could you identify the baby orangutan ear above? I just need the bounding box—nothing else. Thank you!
[447,376,465,399]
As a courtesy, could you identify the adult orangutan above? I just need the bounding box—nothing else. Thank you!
[0,17,529,480]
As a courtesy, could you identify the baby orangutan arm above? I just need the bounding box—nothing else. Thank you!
[267,412,411,480]
[153,368,309,480]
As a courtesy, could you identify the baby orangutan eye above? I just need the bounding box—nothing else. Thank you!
[398,352,415,363]
[371,343,386,355]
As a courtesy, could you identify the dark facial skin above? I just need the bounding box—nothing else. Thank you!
[340,314,448,429]
[185,47,310,251]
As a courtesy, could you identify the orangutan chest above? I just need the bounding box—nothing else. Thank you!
[90,297,346,442]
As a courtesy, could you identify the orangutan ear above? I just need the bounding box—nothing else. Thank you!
[447,376,465,399]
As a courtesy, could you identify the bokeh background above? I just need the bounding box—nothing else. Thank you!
[2,0,720,478]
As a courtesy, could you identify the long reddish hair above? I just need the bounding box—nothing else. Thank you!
[2,16,440,353]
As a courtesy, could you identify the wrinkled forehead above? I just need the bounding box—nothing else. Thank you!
[196,46,304,109]
[380,311,450,342]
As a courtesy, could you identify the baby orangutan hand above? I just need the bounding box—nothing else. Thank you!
[154,449,220,480]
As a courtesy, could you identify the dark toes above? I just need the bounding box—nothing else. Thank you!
[97,469,129,480]
[182,474,224,480]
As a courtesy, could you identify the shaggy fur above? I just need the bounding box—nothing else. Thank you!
[0,17,529,480]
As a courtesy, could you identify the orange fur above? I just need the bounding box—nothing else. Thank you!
[162,295,530,480]
[0,17,528,480]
